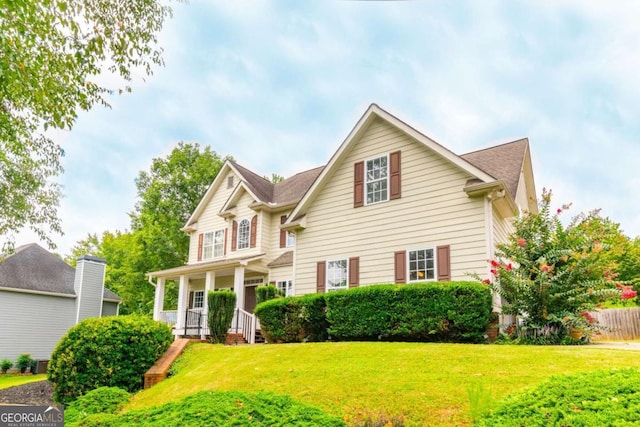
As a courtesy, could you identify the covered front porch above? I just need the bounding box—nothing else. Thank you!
[149,254,266,344]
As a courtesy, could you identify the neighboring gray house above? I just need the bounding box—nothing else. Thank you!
[0,243,121,362]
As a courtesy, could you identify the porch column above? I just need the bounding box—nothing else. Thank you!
[202,271,215,339]
[152,277,166,321]
[233,266,245,309]
[175,275,189,333]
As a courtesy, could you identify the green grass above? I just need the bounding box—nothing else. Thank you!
[127,342,640,426]
[0,374,46,390]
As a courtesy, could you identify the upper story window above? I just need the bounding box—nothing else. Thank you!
[286,231,295,247]
[227,175,234,188]
[237,219,251,250]
[203,229,225,260]
[327,259,348,291]
[408,248,435,282]
[366,155,388,204]
[354,151,401,208]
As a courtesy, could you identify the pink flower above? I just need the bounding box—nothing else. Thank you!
[506,263,513,271]
[490,269,498,276]
[490,260,500,267]
[540,264,550,272]
[482,279,491,285]
[516,238,527,247]
[580,311,596,324]
[621,288,637,300]
[557,208,562,214]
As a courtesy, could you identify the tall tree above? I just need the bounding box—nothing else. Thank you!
[0,0,175,253]
[66,143,230,315]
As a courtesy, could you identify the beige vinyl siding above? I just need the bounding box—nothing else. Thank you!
[493,205,514,249]
[0,291,76,361]
[295,117,488,294]
[188,171,237,264]
[269,265,294,283]
[265,211,293,264]
[514,168,529,212]
[233,191,263,256]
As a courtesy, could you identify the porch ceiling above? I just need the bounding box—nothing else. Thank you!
[148,254,267,280]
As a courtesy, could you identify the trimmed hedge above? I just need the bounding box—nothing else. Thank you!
[67,390,345,427]
[255,282,492,344]
[325,282,492,343]
[476,368,640,426]
[256,285,281,304]
[65,387,130,425]
[48,315,173,404]
[254,294,328,343]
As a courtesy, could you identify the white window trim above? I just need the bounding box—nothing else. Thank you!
[364,153,390,206]
[326,258,349,292]
[237,218,251,250]
[276,279,293,297]
[406,246,437,283]
[202,231,214,260]
[213,229,225,258]
[244,277,264,286]
[286,231,295,247]
[192,290,205,309]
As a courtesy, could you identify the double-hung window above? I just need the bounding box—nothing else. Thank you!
[237,219,250,250]
[191,290,204,309]
[327,259,348,291]
[276,280,293,297]
[286,231,295,247]
[408,248,435,282]
[203,230,225,259]
[213,229,225,257]
[366,155,388,204]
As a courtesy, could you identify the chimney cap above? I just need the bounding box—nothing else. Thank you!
[76,254,106,264]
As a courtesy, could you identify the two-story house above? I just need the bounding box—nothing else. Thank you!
[148,104,537,342]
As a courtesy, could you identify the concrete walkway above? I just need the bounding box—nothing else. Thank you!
[588,341,640,351]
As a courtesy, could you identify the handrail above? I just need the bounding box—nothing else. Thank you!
[234,308,256,344]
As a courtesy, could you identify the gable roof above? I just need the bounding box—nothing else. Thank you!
[185,160,324,228]
[0,243,120,301]
[287,103,503,222]
[461,138,529,200]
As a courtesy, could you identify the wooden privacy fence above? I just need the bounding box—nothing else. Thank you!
[590,307,640,340]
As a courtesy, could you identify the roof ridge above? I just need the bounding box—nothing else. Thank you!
[461,138,528,157]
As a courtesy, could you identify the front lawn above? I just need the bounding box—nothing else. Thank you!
[0,374,47,390]
[127,342,640,426]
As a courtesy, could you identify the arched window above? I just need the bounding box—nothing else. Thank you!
[237,219,250,250]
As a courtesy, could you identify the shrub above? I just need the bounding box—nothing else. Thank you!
[256,285,282,305]
[16,354,34,373]
[207,290,236,344]
[475,368,640,426]
[0,359,12,374]
[67,390,345,427]
[48,315,173,405]
[326,282,492,343]
[65,387,130,425]
[255,294,328,343]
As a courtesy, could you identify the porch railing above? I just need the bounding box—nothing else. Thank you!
[232,308,257,344]
[159,308,258,344]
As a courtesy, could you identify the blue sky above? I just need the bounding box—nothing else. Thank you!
[18,1,640,255]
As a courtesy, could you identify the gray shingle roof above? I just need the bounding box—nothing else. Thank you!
[0,243,120,301]
[231,162,324,206]
[460,138,528,199]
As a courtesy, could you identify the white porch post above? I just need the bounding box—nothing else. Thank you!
[233,266,245,309]
[175,275,189,335]
[152,277,166,321]
[202,271,215,339]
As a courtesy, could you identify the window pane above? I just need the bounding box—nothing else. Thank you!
[365,155,389,204]
[238,219,250,249]
[408,248,435,282]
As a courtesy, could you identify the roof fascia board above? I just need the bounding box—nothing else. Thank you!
[184,161,238,228]
[0,286,76,299]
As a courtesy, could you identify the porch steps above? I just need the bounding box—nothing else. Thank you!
[255,329,265,344]
[224,330,265,345]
